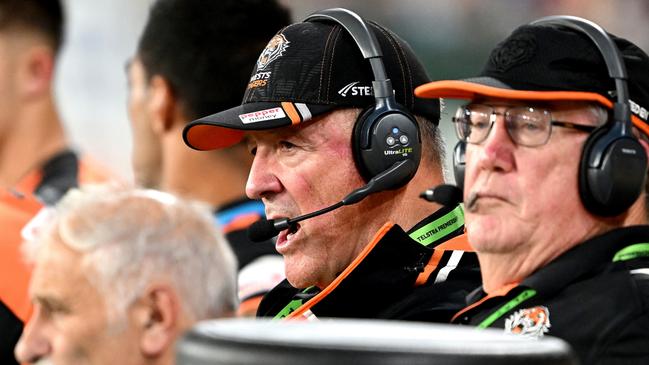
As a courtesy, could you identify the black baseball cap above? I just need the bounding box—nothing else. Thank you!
[415,19,649,136]
[183,13,440,151]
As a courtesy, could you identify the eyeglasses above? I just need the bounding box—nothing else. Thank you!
[452,104,598,147]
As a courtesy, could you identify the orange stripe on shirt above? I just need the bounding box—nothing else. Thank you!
[450,282,519,323]
[286,222,395,319]
[414,233,472,286]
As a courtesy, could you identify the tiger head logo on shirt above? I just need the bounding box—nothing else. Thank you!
[504,306,551,339]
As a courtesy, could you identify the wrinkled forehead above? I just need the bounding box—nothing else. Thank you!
[243,121,313,145]
[29,234,86,295]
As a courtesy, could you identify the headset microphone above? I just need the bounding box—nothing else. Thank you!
[248,160,416,242]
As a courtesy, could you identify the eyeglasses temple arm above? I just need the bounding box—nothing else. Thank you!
[551,120,598,133]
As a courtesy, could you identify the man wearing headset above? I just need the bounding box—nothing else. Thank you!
[183,9,481,321]
[416,17,649,363]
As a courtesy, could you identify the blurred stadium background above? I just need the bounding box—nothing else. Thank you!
[57,0,649,183]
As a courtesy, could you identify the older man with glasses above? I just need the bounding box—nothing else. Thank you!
[416,16,649,364]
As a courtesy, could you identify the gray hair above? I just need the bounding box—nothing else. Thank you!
[416,114,446,170]
[588,103,609,127]
[23,184,238,321]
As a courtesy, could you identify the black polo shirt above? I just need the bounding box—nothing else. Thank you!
[452,225,649,365]
[257,204,482,322]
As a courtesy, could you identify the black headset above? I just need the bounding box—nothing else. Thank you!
[453,15,647,216]
[304,8,421,189]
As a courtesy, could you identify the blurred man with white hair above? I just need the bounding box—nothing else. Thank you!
[14,185,238,365]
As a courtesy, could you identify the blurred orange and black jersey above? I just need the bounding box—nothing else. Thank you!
[215,199,284,316]
[216,198,279,269]
[1,189,41,365]
[257,203,482,322]
[452,225,649,364]
[1,150,111,365]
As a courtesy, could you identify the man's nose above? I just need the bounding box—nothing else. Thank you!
[472,116,516,174]
[14,313,52,364]
[245,154,282,200]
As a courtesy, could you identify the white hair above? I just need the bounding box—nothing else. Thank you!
[23,184,238,321]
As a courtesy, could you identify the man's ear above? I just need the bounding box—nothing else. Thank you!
[18,45,55,99]
[134,285,183,358]
[148,75,176,134]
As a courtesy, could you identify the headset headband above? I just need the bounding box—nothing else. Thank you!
[530,15,632,136]
[304,8,393,100]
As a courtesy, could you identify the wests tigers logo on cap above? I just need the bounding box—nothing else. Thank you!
[256,34,290,70]
[489,31,537,73]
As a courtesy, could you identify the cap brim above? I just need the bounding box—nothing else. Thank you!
[415,77,649,136]
[183,102,334,151]
[415,77,614,107]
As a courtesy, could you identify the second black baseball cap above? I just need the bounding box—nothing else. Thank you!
[415,19,649,136]
[183,10,440,151]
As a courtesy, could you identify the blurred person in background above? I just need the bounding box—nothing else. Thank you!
[14,184,238,365]
[183,9,481,321]
[0,1,110,363]
[1,190,41,365]
[417,16,649,363]
[126,0,291,316]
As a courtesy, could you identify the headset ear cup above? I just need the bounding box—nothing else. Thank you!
[579,127,606,214]
[453,141,466,190]
[352,107,377,182]
[353,106,421,188]
[579,126,648,216]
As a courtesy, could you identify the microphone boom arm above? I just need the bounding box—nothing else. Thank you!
[248,160,415,241]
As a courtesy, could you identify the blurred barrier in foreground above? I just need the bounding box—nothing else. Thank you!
[177,318,578,365]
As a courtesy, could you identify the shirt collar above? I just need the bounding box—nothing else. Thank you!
[464,225,649,305]
[407,204,465,247]
[522,225,649,296]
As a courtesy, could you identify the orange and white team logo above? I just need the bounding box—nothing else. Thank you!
[504,306,551,339]
[257,34,289,70]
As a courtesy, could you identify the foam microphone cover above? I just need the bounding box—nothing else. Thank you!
[421,184,463,206]
[247,219,278,242]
